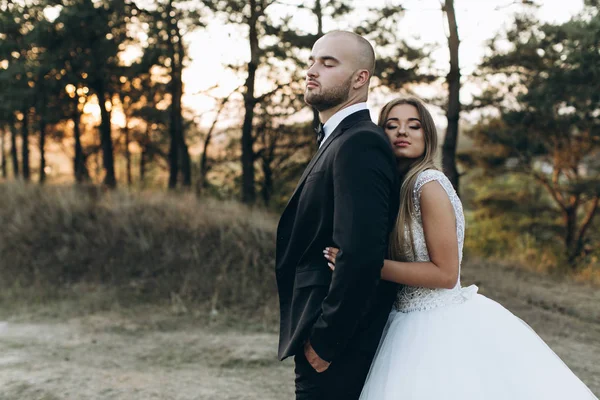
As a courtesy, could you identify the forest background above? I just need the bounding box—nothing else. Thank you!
[0,1,599,398]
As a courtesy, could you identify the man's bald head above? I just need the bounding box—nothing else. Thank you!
[304,31,375,113]
[320,31,376,77]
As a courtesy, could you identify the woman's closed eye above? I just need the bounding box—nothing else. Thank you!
[409,125,421,130]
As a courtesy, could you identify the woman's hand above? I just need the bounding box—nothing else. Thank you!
[323,247,340,271]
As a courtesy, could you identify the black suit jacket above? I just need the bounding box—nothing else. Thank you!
[276,110,401,362]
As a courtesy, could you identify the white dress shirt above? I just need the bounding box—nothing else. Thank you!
[320,102,369,148]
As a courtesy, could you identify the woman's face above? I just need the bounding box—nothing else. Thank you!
[383,104,426,161]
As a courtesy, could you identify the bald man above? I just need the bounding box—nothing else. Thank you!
[275,31,401,399]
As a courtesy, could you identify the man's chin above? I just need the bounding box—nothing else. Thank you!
[304,95,318,108]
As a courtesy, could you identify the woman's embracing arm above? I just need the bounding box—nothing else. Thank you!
[325,180,459,289]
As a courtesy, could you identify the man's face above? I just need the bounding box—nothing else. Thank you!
[304,35,356,111]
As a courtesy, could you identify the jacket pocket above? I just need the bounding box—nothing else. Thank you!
[294,268,331,289]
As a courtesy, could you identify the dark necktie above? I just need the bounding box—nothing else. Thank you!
[315,123,325,147]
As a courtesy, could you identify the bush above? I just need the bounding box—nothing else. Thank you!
[462,173,599,278]
[0,182,279,315]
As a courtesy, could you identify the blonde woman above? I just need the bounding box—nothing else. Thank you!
[324,97,597,399]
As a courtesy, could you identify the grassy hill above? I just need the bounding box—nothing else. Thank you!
[0,182,278,318]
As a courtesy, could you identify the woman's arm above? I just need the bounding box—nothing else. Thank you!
[324,181,459,290]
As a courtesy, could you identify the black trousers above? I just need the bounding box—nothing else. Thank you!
[294,348,373,400]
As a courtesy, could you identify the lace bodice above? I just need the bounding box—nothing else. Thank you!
[394,169,476,312]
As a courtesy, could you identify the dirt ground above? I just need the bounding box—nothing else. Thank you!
[0,259,598,400]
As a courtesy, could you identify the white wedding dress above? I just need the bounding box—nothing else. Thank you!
[359,169,598,400]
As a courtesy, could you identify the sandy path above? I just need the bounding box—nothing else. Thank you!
[0,259,598,399]
[0,312,295,400]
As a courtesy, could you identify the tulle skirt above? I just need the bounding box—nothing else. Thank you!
[359,286,598,399]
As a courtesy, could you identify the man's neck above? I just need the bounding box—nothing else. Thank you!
[320,96,367,124]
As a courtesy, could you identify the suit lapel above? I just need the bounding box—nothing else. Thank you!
[286,110,372,205]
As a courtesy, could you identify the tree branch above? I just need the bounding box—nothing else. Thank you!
[577,195,599,248]
[270,0,310,10]
[551,167,566,205]
[533,172,567,212]
[254,81,289,103]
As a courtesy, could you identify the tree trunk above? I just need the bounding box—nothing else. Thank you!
[139,149,146,184]
[441,0,461,192]
[36,74,48,184]
[167,124,179,189]
[21,108,30,181]
[39,117,46,184]
[117,92,133,187]
[241,0,260,204]
[167,0,179,189]
[0,126,6,178]
[177,127,191,187]
[73,102,87,183]
[96,84,117,188]
[197,131,211,197]
[10,119,19,178]
[176,32,191,188]
[140,124,149,184]
[166,1,191,189]
[196,89,236,197]
[261,155,273,207]
[315,0,323,35]
[564,205,578,265]
[93,116,101,181]
[167,75,188,189]
[123,122,132,187]
[570,196,599,267]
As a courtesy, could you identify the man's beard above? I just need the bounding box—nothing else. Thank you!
[304,75,353,112]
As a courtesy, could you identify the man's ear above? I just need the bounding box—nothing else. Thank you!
[353,69,370,89]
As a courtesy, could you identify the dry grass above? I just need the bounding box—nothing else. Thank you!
[0,182,278,319]
[0,182,598,399]
[1,181,596,315]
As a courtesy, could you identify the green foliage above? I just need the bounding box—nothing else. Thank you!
[468,8,600,266]
[0,2,43,120]
[465,173,566,270]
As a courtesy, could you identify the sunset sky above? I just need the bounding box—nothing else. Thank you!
[187,0,585,127]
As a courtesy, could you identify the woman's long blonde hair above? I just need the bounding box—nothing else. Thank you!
[378,97,439,261]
